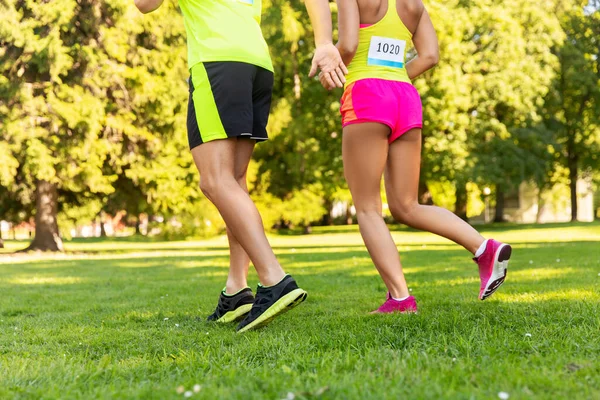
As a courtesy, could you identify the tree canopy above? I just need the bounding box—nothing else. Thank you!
[0,0,598,250]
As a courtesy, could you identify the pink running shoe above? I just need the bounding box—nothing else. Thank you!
[474,239,511,300]
[370,293,418,314]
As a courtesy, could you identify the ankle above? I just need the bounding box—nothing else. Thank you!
[225,281,249,295]
[258,268,286,287]
[474,239,488,257]
[389,288,410,300]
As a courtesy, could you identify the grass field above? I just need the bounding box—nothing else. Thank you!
[1,223,599,399]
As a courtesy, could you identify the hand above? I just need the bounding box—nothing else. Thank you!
[309,43,348,89]
[318,71,335,91]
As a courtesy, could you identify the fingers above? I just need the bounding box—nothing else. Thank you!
[312,45,348,89]
[335,66,346,85]
[340,62,349,75]
[329,70,344,88]
[309,59,318,78]
[319,72,334,91]
[317,68,345,90]
[319,77,328,90]
[323,72,336,90]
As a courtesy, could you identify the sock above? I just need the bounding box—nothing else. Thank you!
[391,295,410,302]
[222,286,249,297]
[475,240,489,258]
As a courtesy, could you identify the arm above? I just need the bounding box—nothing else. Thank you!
[305,0,336,47]
[335,0,360,66]
[305,0,348,88]
[134,0,164,14]
[406,8,439,80]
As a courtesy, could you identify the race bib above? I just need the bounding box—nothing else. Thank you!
[367,36,406,68]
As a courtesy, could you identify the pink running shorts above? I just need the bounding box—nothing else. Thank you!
[340,78,423,143]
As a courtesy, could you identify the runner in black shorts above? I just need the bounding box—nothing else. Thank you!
[187,62,273,148]
[135,0,347,332]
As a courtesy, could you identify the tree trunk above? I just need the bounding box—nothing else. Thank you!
[494,186,506,223]
[0,227,4,248]
[568,150,578,222]
[135,215,141,235]
[346,203,354,225]
[100,218,107,237]
[321,199,333,226]
[536,188,545,224]
[27,180,63,252]
[454,182,468,221]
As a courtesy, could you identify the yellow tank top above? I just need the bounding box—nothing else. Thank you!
[345,0,412,87]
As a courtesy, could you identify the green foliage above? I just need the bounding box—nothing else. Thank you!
[542,1,600,190]
[155,208,224,240]
[57,199,104,240]
[280,184,327,227]
[254,0,346,222]
[1,0,598,235]
[0,0,207,237]
[422,0,565,195]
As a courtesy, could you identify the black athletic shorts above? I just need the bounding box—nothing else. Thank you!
[187,61,274,150]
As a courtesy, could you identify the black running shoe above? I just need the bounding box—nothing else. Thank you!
[207,288,255,323]
[237,275,307,333]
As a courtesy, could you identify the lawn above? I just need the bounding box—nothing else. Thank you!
[1,223,599,399]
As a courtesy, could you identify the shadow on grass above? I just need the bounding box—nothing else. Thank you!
[3,220,598,253]
[2,239,599,272]
[1,239,598,320]
[284,220,600,236]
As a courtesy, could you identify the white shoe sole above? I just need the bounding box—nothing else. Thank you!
[480,244,511,300]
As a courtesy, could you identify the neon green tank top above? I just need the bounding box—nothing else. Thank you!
[345,0,412,87]
[179,0,273,72]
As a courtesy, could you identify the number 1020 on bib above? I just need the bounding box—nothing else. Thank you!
[367,36,407,69]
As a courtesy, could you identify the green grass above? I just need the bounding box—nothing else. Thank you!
[1,223,599,399]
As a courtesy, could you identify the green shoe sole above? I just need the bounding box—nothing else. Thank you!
[216,303,253,323]
[237,288,307,333]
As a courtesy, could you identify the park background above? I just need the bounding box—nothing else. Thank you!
[1,1,600,399]
[0,0,599,251]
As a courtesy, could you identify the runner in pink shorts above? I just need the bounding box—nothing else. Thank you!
[341,77,423,143]
[320,0,513,313]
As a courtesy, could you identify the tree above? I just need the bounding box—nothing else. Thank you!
[543,0,600,221]
[1,1,116,250]
[0,141,19,248]
[252,0,347,226]
[1,0,598,237]
[0,0,196,249]
[418,0,564,222]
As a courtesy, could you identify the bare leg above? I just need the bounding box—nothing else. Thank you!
[343,123,410,299]
[192,138,285,287]
[224,139,254,293]
[385,129,485,254]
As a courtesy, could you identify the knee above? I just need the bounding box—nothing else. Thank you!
[354,202,382,219]
[235,173,248,191]
[200,171,241,200]
[389,200,419,223]
[199,175,220,200]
